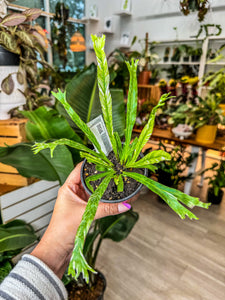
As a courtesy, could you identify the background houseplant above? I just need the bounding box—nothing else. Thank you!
[189,95,225,144]
[204,160,225,204]
[179,0,210,22]
[0,220,37,283]
[0,8,52,117]
[33,34,210,283]
[203,66,225,116]
[154,142,198,189]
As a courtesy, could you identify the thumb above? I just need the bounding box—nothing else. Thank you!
[95,201,131,219]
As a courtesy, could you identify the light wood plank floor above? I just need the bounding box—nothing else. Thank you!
[97,157,225,300]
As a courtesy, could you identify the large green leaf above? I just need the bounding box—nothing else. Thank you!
[98,210,139,242]
[91,35,117,157]
[0,220,37,253]
[21,106,82,143]
[0,143,74,185]
[121,60,138,163]
[60,63,125,137]
[21,106,82,164]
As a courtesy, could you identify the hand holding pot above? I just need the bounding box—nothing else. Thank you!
[31,162,136,279]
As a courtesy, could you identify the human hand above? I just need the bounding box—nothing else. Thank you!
[31,162,139,278]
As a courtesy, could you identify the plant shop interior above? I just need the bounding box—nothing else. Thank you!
[0,0,225,299]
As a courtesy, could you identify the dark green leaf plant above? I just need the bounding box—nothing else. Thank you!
[0,220,37,283]
[32,35,210,283]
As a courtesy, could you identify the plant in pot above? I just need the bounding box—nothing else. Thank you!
[171,47,181,62]
[0,8,52,119]
[138,34,159,85]
[189,95,225,144]
[190,46,203,62]
[179,44,193,62]
[65,210,138,299]
[203,160,225,204]
[202,66,225,116]
[163,47,170,62]
[179,0,210,22]
[0,220,37,283]
[153,142,198,191]
[32,35,210,283]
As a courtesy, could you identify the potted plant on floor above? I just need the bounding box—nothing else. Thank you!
[65,210,138,299]
[204,160,225,204]
[189,95,225,144]
[33,34,210,283]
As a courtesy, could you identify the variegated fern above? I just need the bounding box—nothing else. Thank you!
[33,34,210,283]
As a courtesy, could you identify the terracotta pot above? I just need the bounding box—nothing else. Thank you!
[138,71,151,85]
[195,125,217,144]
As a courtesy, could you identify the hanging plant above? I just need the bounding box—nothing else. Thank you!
[180,0,210,22]
[52,1,70,68]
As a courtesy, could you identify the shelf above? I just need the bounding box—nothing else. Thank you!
[119,44,131,49]
[102,30,114,34]
[89,17,100,22]
[157,61,200,65]
[114,11,132,16]
[206,62,225,66]
[81,17,99,22]
[152,38,203,44]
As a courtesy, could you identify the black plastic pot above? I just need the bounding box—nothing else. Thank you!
[66,270,106,300]
[191,55,200,62]
[0,45,19,66]
[163,56,169,62]
[81,157,148,203]
[207,187,224,205]
[183,56,189,62]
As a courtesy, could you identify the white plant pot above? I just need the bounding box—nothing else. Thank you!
[0,66,26,120]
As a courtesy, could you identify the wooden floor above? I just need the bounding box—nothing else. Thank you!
[97,157,225,300]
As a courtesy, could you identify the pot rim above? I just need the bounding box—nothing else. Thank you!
[80,157,148,203]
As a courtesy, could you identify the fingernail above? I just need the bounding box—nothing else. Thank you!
[118,202,131,213]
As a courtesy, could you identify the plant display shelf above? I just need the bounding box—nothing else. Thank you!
[114,11,132,16]
[157,62,200,65]
[0,118,30,186]
[81,17,99,22]
[133,127,225,195]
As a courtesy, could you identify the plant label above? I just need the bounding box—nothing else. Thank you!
[87,115,112,155]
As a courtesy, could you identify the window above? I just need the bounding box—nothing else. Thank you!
[7,0,86,71]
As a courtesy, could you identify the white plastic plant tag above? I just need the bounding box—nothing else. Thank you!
[87,115,112,155]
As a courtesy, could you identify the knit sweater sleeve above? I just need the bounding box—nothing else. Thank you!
[0,254,68,300]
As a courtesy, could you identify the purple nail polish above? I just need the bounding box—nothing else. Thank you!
[123,202,131,209]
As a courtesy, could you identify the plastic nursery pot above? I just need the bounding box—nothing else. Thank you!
[66,270,106,300]
[81,158,148,203]
[0,46,20,66]
[207,188,224,205]
[195,125,217,144]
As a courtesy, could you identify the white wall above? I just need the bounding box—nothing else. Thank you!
[85,0,225,64]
